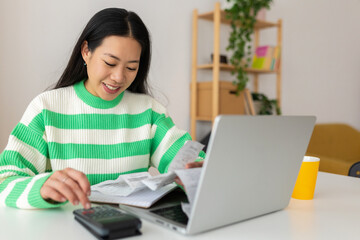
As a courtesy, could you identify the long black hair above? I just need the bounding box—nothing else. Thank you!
[54,8,151,94]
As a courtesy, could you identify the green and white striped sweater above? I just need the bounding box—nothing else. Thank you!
[0,80,204,209]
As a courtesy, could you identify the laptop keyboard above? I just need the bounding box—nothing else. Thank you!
[151,205,189,225]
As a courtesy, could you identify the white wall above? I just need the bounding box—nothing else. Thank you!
[1,0,360,150]
[267,0,360,128]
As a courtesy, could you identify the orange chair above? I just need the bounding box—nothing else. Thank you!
[306,123,360,177]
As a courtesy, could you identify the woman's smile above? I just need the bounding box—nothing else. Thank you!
[102,82,121,94]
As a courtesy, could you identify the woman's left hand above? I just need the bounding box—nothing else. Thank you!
[174,161,204,190]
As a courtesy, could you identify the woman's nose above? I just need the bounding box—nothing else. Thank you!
[111,69,125,83]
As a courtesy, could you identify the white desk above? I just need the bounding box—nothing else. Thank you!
[1,172,359,240]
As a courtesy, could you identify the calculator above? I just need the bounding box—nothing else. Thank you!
[73,205,141,239]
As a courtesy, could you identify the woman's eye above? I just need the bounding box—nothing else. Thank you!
[127,67,137,71]
[104,61,116,67]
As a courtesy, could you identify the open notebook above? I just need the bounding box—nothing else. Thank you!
[89,183,177,208]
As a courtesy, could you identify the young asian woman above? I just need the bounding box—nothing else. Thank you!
[0,8,204,210]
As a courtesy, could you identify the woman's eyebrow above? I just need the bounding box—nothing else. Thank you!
[103,53,139,63]
[104,53,120,61]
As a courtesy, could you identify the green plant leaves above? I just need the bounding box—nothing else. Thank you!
[251,92,281,115]
[226,0,273,92]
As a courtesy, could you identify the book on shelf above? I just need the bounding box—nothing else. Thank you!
[271,46,281,71]
[251,45,273,70]
[251,45,281,71]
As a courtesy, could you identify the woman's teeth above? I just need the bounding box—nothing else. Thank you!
[104,83,120,90]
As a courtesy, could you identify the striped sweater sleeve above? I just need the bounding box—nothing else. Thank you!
[0,96,64,209]
[149,105,205,174]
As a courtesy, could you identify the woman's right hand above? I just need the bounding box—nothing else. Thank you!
[40,168,91,209]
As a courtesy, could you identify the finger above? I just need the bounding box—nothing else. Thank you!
[45,170,79,205]
[42,173,78,205]
[65,168,91,196]
[174,176,180,183]
[174,178,183,186]
[63,176,91,209]
[40,185,67,203]
[46,175,80,206]
[42,170,89,208]
[185,161,204,169]
[174,178,186,192]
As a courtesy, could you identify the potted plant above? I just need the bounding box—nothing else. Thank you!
[225,0,273,92]
[225,0,280,115]
[252,92,281,115]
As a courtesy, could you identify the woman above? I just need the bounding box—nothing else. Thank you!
[0,8,204,210]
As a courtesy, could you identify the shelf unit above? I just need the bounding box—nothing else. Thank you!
[190,2,282,140]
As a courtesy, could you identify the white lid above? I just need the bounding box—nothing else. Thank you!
[303,156,320,162]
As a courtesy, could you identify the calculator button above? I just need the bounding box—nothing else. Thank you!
[82,210,94,215]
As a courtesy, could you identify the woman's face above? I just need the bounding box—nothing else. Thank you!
[82,36,142,101]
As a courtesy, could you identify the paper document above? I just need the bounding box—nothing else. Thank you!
[89,140,204,209]
[168,141,204,172]
[90,184,177,208]
[91,172,151,197]
[175,168,203,217]
[142,172,177,191]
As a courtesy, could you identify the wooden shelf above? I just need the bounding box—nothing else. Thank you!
[196,116,212,121]
[198,10,278,29]
[198,63,234,70]
[197,64,277,74]
[245,68,277,74]
[190,2,282,140]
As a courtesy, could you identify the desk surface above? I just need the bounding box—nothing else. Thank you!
[0,172,359,240]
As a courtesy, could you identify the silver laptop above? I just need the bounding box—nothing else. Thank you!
[119,115,316,235]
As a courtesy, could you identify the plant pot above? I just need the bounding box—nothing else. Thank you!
[253,100,262,115]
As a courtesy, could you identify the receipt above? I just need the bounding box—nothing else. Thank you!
[168,141,204,172]
[91,172,151,197]
[122,172,150,190]
[174,167,203,217]
[91,177,134,197]
[142,172,177,191]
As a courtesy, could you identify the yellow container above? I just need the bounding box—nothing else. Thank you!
[292,156,320,200]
